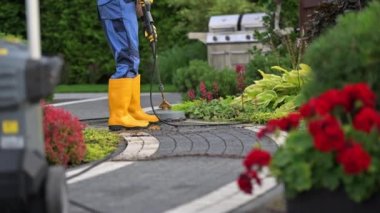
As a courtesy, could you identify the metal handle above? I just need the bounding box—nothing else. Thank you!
[26,0,41,60]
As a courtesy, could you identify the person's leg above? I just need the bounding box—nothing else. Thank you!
[98,0,148,130]
[119,0,159,122]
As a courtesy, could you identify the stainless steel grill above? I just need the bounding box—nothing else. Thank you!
[207,13,267,70]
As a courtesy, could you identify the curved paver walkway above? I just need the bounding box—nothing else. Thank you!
[112,124,278,161]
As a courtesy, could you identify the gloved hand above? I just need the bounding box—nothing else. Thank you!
[139,0,153,6]
[145,24,157,43]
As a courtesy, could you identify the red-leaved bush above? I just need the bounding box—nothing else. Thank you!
[43,104,86,166]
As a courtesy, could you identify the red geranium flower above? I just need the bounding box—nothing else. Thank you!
[237,173,252,194]
[308,115,345,152]
[353,108,380,133]
[299,98,318,118]
[343,83,376,110]
[337,143,371,175]
[244,148,271,170]
[316,89,351,114]
[247,170,262,186]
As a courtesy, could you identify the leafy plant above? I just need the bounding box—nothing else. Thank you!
[43,105,86,166]
[84,128,121,162]
[238,83,380,202]
[174,60,237,97]
[177,98,239,121]
[232,64,311,113]
[302,2,380,106]
[245,50,292,84]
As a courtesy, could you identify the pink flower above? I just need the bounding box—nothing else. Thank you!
[199,81,208,100]
[187,89,196,101]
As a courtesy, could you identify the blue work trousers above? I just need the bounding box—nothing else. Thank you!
[97,0,139,78]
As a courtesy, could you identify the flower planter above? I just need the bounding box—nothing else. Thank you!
[286,188,380,213]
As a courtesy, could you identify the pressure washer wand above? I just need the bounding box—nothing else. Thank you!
[142,0,171,110]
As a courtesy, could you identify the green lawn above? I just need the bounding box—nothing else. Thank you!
[55,84,178,93]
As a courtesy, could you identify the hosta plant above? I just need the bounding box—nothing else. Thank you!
[231,64,311,114]
[238,83,380,202]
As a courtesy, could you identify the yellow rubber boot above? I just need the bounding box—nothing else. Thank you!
[108,78,149,131]
[129,75,159,123]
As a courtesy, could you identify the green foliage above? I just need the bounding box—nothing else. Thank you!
[180,98,239,121]
[0,1,25,36]
[173,64,311,124]
[0,32,24,43]
[245,51,292,83]
[302,2,380,106]
[271,129,350,198]
[165,0,257,32]
[174,60,237,97]
[84,128,120,162]
[158,42,207,84]
[173,98,288,124]
[255,0,299,28]
[1,0,114,84]
[232,64,311,112]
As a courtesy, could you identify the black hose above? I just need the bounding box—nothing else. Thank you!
[148,42,180,128]
[70,199,104,213]
[66,140,127,181]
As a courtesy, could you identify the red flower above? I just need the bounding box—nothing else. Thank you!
[299,98,318,118]
[258,113,301,138]
[247,170,262,186]
[207,92,213,102]
[308,115,345,152]
[199,81,208,100]
[316,89,351,114]
[235,64,246,74]
[281,113,301,130]
[257,128,268,139]
[353,108,380,133]
[187,89,196,101]
[337,143,371,175]
[237,173,252,194]
[244,148,271,170]
[343,83,376,110]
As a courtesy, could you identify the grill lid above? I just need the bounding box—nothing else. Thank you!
[209,14,240,33]
[241,13,267,31]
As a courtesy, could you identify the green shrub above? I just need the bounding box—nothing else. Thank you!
[0,2,25,37]
[158,42,207,84]
[174,60,237,97]
[174,60,212,92]
[203,68,237,97]
[302,2,380,105]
